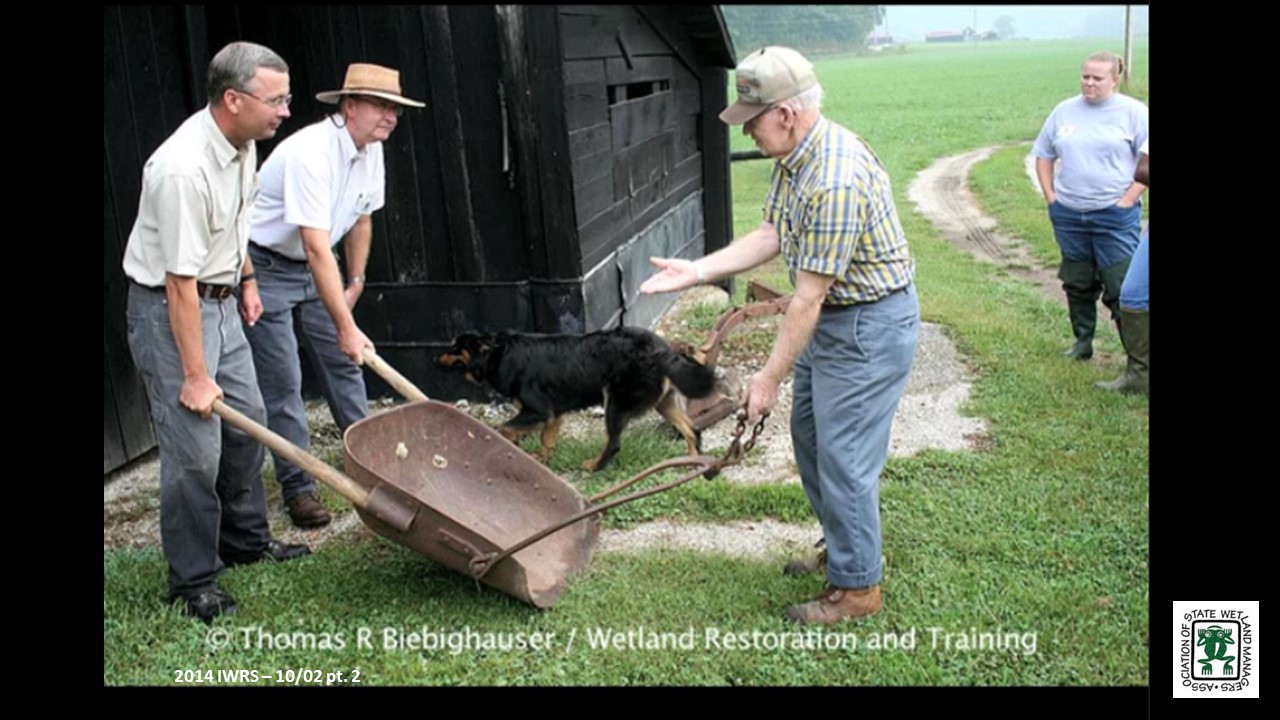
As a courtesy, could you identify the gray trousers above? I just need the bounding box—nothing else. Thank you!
[244,244,368,502]
[126,283,271,596]
[791,285,919,589]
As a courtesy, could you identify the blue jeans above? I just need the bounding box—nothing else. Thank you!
[1047,201,1142,269]
[244,244,368,502]
[126,283,272,595]
[1120,226,1149,311]
[790,285,919,589]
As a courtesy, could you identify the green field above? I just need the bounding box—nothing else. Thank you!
[104,40,1150,686]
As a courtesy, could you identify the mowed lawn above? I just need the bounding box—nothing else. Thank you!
[105,39,1150,686]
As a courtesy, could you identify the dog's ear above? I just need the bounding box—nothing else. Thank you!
[436,332,502,375]
[460,333,496,384]
[437,333,479,370]
[472,333,497,355]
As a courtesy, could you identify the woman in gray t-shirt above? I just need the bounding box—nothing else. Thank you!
[1033,51,1149,361]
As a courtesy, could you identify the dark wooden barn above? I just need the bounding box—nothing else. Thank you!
[104,5,737,474]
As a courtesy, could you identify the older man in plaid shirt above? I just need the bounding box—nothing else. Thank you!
[641,46,919,623]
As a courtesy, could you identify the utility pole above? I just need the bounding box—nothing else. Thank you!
[1123,5,1134,86]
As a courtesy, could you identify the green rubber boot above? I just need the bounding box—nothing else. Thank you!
[1095,309,1148,395]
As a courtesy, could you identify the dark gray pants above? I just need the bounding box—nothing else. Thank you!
[244,244,368,502]
[126,283,271,596]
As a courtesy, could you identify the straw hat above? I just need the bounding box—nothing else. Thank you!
[315,63,424,107]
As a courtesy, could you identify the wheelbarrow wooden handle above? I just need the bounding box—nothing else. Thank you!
[211,399,415,532]
[212,399,370,506]
[362,348,429,402]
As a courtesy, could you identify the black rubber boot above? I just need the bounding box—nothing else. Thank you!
[1059,260,1100,360]
[1097,258,1133,323]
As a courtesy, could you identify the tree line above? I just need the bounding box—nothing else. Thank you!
[721,5,885,59]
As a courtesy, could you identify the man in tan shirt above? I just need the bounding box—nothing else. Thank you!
[122,41,310,623]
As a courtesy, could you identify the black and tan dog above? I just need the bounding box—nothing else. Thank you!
[437,327,716,471]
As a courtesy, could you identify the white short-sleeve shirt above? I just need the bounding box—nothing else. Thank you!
[249,115,386,260]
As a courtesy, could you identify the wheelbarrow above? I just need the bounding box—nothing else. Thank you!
[212,348,766,608]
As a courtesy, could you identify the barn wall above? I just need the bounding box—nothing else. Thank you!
[559,5,709,331]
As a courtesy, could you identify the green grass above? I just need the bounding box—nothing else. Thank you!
[104,39,1149,686]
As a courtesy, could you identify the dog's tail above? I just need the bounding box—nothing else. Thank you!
[659,345,717,398]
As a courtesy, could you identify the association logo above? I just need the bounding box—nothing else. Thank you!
[1176,603,1255,696]
[1190,622,1240,680]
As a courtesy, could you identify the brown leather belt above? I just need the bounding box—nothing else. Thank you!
[196,282,235,301]
[130,279,234,302]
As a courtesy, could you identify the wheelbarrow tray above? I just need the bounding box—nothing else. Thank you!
[342,400,600,609]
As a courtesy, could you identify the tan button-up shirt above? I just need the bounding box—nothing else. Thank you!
[122,107,257,287]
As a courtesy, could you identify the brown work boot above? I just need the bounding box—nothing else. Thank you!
[286,491,331,529]
[784,584,882,624]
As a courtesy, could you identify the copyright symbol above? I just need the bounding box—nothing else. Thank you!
[206,627,230,650]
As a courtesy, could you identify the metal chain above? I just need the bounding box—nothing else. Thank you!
[742,414,767,456]
[715,411,769,470]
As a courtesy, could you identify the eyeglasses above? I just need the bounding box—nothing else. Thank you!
[744,105,782,131]
[235,89,293,108]
[355,95,405,117]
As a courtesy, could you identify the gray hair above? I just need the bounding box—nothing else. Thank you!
[778,83,824,114]
[207,41,289,106]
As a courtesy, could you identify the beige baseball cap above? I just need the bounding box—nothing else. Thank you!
[719,46,816,125]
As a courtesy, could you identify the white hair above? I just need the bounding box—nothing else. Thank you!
[778,83,823,113]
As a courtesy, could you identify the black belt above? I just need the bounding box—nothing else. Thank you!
[130,278,235,301]
[822,284,910,312]
[249,242,307,264]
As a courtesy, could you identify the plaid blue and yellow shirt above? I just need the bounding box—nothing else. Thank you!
[764,117,914,305]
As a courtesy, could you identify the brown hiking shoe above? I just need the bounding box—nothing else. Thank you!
[784,585,882,624]
[286,491,331,529]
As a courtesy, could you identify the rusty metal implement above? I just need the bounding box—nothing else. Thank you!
[213,348,766,608]
[683,280,793,431]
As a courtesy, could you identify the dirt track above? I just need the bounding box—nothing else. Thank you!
[908,144,1062,304]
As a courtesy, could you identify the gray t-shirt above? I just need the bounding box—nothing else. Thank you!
[1033,93,1149,212]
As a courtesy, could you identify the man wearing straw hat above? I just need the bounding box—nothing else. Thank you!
[641,47,918,623]
[245,63,424,528]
